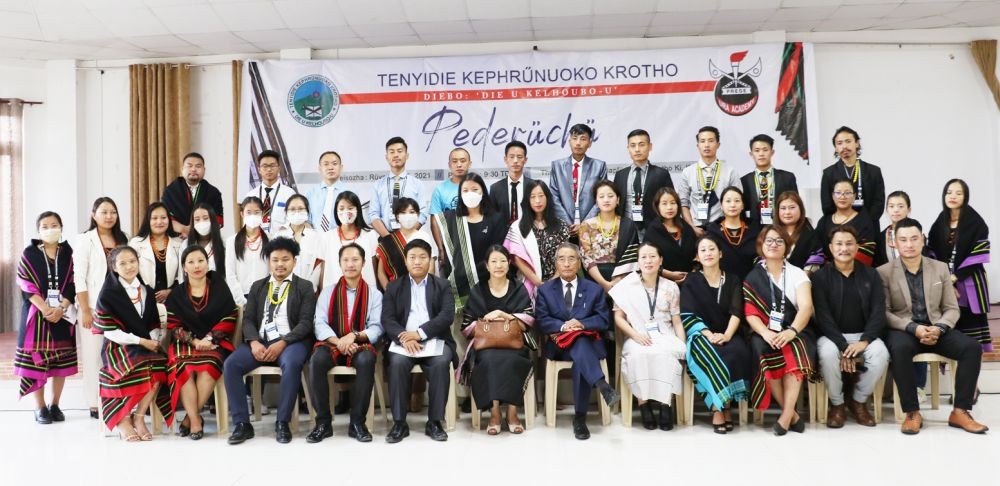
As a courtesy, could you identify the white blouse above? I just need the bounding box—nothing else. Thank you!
[225,233,269,306]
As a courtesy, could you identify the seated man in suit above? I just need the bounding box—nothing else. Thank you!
[613,129,672,238]
[224,237,317,444]
[536,242,619,440]
[490,140,535,224]
[812,226,889,428]
[549,124,607,236]
[877,218,987,435]
[381,239,456,443]
[740,134,798,228]
[307,243,383,443]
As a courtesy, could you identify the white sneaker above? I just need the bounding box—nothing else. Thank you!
[916,387,928,404]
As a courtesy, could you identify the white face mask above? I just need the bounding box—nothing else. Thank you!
[194,221,212,236]
[337,210,356,225]
[287,211,308,226]
[243,214,263,229]
[461,191,483,209]
[39,228,62,244]
[398,213,419,230]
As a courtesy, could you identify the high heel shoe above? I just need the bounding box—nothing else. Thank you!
[178,415,191,437]
[189,414,204,440]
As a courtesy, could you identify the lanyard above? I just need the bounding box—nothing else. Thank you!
[948,230,958,275]
[697,161,721,194]
[188,182,201,204]
[40,244,59,290]
[713,273,726,304]
[754,168,773,207]
[265,280,291,322]
[888,226,898,260]
[766,262,787,316]
[843,160,863,201]
[644,276,660,320]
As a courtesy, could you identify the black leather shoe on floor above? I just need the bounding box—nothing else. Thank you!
[48,405,65,422]
[228,422,255,445]
[89,408,99,420]
[425,420,448,441]
[385,421,409,443]
[35,407,52,425]
[572,416,590,440]
[789,416,806,433]
[275,421,292,443]
[639,403,656,430]
[348,421,373,442]
[306,422,333,443]
[599,384,620,409]
[659,404,674,431]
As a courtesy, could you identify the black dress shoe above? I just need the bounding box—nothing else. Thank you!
[599,384,620,409]
[178,416,191,437]
[572,417,590,440]
[639,403,656,430]
[348,421,373,442]
[228,422,255,445]
[89,408,99,420]
[48,405,65,422]
[333,391,351,415]
[425,420,448,441]
[275,421,292,443]
[658,404,674,431]
[772,421,788,436]
[35,407,52,425]
[385,421,409,443]
[306,423,333,443]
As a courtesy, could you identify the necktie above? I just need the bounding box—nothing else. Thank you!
[392,177,401,207]
[759,172,770,206]
[321,186,334,231]
[564,282,573,311]
[510,181,519,222]
[263,187,273,222]
[572,162,580,201]
[633,166,643,206]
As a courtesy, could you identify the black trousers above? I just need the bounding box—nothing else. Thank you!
[387,348,453,422]
[309,348,376,425]
[885,329,982,413]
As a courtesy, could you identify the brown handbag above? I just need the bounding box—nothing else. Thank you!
[472,318,524,351]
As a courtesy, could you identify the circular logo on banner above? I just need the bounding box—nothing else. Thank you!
[709,50,762,117]
[287,74,340,127]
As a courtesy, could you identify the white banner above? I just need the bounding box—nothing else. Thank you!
[237,43,820,209]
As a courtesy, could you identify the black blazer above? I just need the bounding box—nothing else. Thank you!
[810,263,886,351]
[381,273,457,362]
[820,159,885,222]
[241,274,316,344]
[740,169,798,226]
[489,176,535,224]
[612,162,673,227]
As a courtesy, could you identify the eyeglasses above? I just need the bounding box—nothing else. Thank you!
[834,191,855,198]
[764,238,785,247]
[259,163,280,170]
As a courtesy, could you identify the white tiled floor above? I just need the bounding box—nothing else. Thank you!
[2,379,998,486]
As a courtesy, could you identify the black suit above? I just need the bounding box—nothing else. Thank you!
[489,176,535,224]
[381,274,456,422]
[739,168,798,227]
[612,162,673,230]
[820,159,885,223]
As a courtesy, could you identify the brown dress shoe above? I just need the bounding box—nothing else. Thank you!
[901,411,923,435]
[948,409,988,434]
[826,404,846,428]
[847,399,876,427]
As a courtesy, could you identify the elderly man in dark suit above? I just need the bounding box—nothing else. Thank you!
[536,242,618,440]
[381,239,456,443]
[224,237,316,445]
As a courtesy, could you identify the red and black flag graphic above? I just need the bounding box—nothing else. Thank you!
[247,61,298,190]
[774,42,809,163]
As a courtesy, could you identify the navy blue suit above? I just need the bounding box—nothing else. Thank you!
[536,277,610,413]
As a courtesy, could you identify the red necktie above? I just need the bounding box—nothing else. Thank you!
[572,162,580,200]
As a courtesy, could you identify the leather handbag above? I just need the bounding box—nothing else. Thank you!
[472,318,524,351]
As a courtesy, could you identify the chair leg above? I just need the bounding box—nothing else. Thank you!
[215,381,229,437]
[873,371,886,424]
[374,368,389,424]
[753,409,763,426]
[738,400,748,426]
[367,389,376,430]
[252,375,263,422]
[683,372,694,426]
[816,384,828,425]
[807,381,818,423]
[545,361,557,427]
[445,363,457,432]
[471,393,480,431]
[893,382,904,422]
[620,365,632,428]
[151,406,164,435]
[300,374,313,433]
[327,376,336,426]
[930,362,941,410]
[524,374,535,430]
[599,360,611,426]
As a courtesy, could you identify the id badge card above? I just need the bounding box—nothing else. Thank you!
[261,222,272,234]
[46,289,61,308]
[631,205,643,222]
[645,319,659,334]
[760,206,773,225]
[852,198,864,209]
[767,310,784,332]
[574,207,581,225]
[389,218,401,230]
[695,202,709,222]
[264,321,280,341]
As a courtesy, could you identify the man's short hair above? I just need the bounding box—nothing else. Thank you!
[404,238,432,257]
[569,124,593,138]
[318,150,341,163]
[749,134,774,149]
[339,242,365,260]
[264,237,300,258]
[555,242,582,261]
[505,140,527,156]
[626,129,650,142]
[895,217,922,234]
[828,225,859,242]
[257,149,281,164]
[183,152,205,164]
[386,136,407,150]
[696,126,720,142]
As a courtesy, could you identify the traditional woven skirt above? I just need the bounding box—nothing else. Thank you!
[14,315,77,397]
[99,342,172,430]
[166,340,229,419]
[749,333,817,410]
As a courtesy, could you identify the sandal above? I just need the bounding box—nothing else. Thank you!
[189,414,204,441]
[507,420,524,434]
[486,422,501,435]
[131,413,153,441]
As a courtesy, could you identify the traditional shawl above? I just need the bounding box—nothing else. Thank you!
[92,272,171,429]
[742,264,815,410]
[375,230,409,287]
[643,220,697,274]
[165,272,238,349]
[707,219,761,278]
[680,271,744,334]
[929,206,991,315]
[814,208,877,266]
[586,215,639,281]
[161,177,224,226]
[503,221,543,298]
[14,241,77,397]
[786,223,824,269]
[315,277,376,367]
[435,210,479,310]
[457,278,535,385]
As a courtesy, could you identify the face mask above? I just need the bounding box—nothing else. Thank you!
[398,213,419,230]
[194,221,212,236]
[337,210,356,225]
[287,211,308,226]
[243,214,263,229]
[40,228,62,244]
[462,191,483,209]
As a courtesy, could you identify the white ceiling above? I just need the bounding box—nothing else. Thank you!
[0,0,998,61]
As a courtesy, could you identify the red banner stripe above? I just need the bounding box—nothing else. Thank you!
[338,80,716,105]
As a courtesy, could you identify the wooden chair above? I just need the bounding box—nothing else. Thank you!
[619,362,692,427]
[469,373,537,431]
[815,368,888,424]
[893,353,958,421]
[752,381,822,425]
[406,363,458,431]
[301,362,389,430]
[544,358,612,427]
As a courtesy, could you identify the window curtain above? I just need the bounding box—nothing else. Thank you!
[0,99,25,333]
[231,60,243,227]
[129,63,191,232]
[970,40,1000,111]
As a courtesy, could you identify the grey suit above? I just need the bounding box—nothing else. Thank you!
[548,155,607,223]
